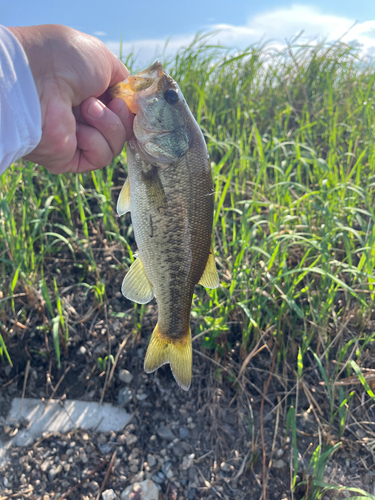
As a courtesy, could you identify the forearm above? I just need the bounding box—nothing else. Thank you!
[0,26,41,174]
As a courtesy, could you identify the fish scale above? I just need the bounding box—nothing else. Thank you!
[129,144,207,339]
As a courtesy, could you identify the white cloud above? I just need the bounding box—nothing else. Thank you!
[105,34,193,66]
[104,4,375,66]
[93,31,107,37]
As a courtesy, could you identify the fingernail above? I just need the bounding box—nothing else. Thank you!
[88,99,105,119]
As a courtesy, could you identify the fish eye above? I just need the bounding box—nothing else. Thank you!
[164,88,179,105]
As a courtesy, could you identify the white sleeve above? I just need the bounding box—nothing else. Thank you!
[0,25,42,175]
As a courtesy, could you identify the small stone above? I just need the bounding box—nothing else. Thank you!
[94,342,107,354]
[102,490,116,500]
[273,459,287,469]
[81,451,89,464]
[97,434,107,444]
[187,422,196,430]
[180,454,195,471]
[131,471,145,483]
[355,428,366,439]
[220,461,232,472]
[363,472,372,485]
[152,472,164,484]
[137,348,144,359]
[136,393,148,401]
[121,479,159,500]
[117,434,127,445]
[88,481,99,491]
[179,427,189,439]
[190,489,198,500]
[130,464,139,473]
[119,369,133,384]
[147,454,157,468]
[100,443,113,454]
[82,433,90,441]
[118,387,132,407]
[48,464,62,482]
[157,425,176,441]
[172,443,185,458]
[126,434,138,447]
[78,346,87,355]
[40,459,50,472]
[162,461,172,475]
[188,468,197,481]
[63,463,71,472]
[276,448,283,458]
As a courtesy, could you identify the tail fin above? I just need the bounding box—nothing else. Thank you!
[144,323,192,391]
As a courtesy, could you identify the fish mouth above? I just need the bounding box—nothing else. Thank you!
[109,61,165,113]
[137,61,165,80]
[109,61,178,115]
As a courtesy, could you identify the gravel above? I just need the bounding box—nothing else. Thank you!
[118,387,132,407]
[118,369,133,385]
[1,326,373,500]
[179,427,189,439]
[156,425,176,441]
[102,489,117,500]
[125,433,138,447]
[121,479,159,500]
[147,454,157,468]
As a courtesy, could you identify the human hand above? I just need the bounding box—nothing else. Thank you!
[8,24,133,174]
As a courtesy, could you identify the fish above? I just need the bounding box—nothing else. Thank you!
[109,61,219,390]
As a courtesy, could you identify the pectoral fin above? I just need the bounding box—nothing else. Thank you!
[144,324,192,391]
[199,251,219,289]
[117,177,131,216]
[121,257,154,304]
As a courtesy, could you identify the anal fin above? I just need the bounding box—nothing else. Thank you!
[117,177,131,216]
[122,256,154,304]
[144,324,192,391]
[199,250,219,289]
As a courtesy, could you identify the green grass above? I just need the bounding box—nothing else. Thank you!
[2,33,375,497]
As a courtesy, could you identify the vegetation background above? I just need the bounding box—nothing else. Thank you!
[2,33,375,498]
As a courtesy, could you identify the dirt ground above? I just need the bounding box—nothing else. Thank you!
[1,254,375,499]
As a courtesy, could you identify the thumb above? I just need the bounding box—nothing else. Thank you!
[108,54,130,87]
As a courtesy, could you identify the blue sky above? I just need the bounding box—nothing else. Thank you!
[3,1,375,64]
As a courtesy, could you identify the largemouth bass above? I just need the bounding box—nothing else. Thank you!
[109,62,219,390]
